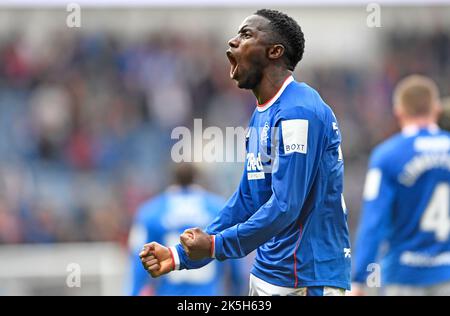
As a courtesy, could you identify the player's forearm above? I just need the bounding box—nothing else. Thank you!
[213,195,300,260]
[213,153,312,260]
[352,208,384,283]
[354,157,394,283]
[353,249,379,284]
[352,232,382,283]
[206,183,253,235]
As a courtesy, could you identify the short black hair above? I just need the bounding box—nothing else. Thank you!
[255,9,305,71]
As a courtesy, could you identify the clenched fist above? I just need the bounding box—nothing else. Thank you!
[180,227,213,260]
[139,242,174,278]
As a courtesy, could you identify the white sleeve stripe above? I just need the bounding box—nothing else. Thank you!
[211,235,216,259]
[363,168,382,201]
[169,246,181,270]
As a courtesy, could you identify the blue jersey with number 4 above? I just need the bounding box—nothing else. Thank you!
[173,76,351,290]
[353,126,450,286]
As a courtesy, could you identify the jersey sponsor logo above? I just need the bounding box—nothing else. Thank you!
[247,152,265,180]
[281,119,308,154]
[248,172,265,180]
[363,168,382,201]
[247,152,264,171]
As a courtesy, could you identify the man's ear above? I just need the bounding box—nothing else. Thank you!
[435,100,443,116]
[393,103,401,119]
[267,44,285,61]
[433,100,443,122]
[393,103,405,122]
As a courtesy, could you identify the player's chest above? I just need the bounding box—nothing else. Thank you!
[245,112,276,177]
[246,112,276,153]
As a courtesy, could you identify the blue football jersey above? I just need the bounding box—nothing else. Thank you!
[353,126,450,286]
[126,186,244,296]
[172,76,351,290]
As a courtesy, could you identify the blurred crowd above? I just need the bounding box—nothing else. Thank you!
[0,25,449,245]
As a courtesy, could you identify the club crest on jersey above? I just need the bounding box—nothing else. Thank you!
[260,122,270,146]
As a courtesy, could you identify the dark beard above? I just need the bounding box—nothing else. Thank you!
[237,57,265,90]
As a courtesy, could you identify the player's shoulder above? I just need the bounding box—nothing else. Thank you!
[422,128,450,144]
[370,132,406,164]
[413,128,450,153]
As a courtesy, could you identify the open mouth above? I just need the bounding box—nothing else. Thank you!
[226,50,239,79]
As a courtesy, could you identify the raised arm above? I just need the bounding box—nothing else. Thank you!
[172,167,255,270]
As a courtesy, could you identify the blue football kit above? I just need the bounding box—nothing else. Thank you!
[170,76,352,291]
[354,125,450,286]
[127,186,244,296]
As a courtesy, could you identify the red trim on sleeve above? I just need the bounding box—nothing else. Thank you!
[168,247,176,271]
[293,224,303,288]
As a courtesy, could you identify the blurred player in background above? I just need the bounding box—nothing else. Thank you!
[352,75,450,296]
[127,163,244,296]
[140,9,351,296]
[438,97,450,131]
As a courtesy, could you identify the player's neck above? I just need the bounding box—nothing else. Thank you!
[400,117,437,130]
[253,69,292,106]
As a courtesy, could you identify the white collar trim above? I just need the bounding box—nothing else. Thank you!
[256,76,294,112]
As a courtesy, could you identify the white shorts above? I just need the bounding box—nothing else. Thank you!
[248,274,345,296]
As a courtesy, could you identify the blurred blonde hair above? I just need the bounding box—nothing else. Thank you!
[393,75,440,117]
[438,97,450,131]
